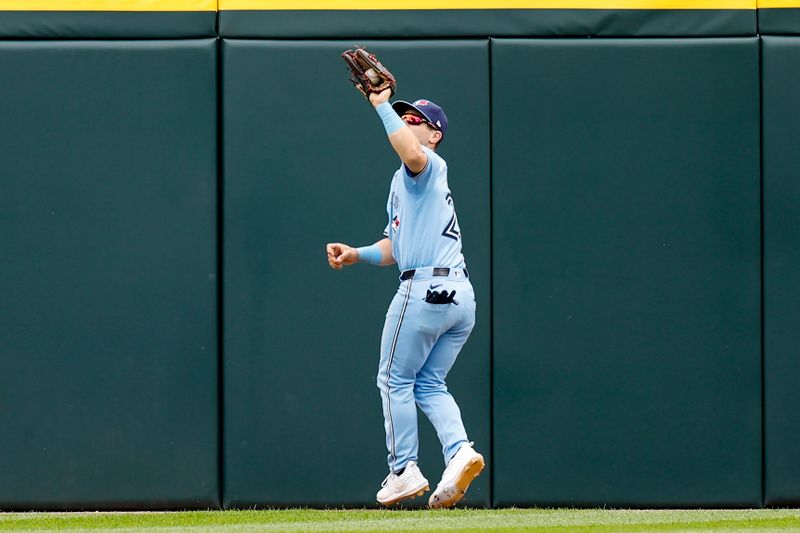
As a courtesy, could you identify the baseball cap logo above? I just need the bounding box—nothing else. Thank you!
[415,99,430,106]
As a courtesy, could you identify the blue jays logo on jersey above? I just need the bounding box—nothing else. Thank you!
[392,215,400,233]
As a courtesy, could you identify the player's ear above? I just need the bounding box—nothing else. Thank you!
[429,129,443,146]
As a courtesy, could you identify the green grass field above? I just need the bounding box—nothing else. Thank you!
[2,509,800,532]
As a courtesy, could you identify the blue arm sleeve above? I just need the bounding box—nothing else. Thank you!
[375,102,405,136]
[356,244,383,265]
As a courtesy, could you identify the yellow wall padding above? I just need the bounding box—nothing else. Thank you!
[758,0,800,7]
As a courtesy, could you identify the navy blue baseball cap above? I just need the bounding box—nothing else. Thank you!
[392,99,448,137]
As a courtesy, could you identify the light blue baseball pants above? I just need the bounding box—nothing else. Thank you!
[376,268,476,473]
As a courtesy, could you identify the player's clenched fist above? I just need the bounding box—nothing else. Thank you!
[326,242,359,270]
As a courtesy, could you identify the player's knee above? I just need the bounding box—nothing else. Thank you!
[414,378,447,396]
[388,374,414,390]
[378,373,414,392]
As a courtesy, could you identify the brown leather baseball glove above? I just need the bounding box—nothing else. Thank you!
[341,48,396,99]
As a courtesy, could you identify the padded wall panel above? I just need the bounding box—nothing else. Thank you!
[219,9,755,38]
[759,8,800,34]
[492,38,760,507]
[223,39,490,507]
[763,36,800,507]
[0,11,215,38]
[0,40,218,510]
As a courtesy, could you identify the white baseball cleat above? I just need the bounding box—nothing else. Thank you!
[428,442,485,509]
[376,460,430,506]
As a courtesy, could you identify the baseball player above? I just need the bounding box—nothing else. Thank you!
[326,87,484,508]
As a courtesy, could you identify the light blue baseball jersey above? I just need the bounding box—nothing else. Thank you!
[382,146,466,271]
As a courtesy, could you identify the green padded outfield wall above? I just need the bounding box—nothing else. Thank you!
[763,36,800,507]
[758,2,800,34]
[217,0,756,37]
[0,11,215,37]
[222,40,490,507]
[217,9,755,38]
[0,40,218,509]
[492,38,761,507]
[0,0,216,37]
[0,0,783,511]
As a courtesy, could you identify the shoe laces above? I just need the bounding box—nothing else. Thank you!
[381,472,398,488]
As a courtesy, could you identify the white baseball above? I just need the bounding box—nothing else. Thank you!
[365,68,381,84]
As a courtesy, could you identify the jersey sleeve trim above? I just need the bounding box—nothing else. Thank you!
[403,158,430,180]
[402,146,443,193]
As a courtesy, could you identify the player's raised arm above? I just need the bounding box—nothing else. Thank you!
[368,89,431,175]
[340,48,442,174]
[326,238,394,270]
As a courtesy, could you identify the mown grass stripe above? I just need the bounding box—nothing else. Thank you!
[1,509,800,532]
